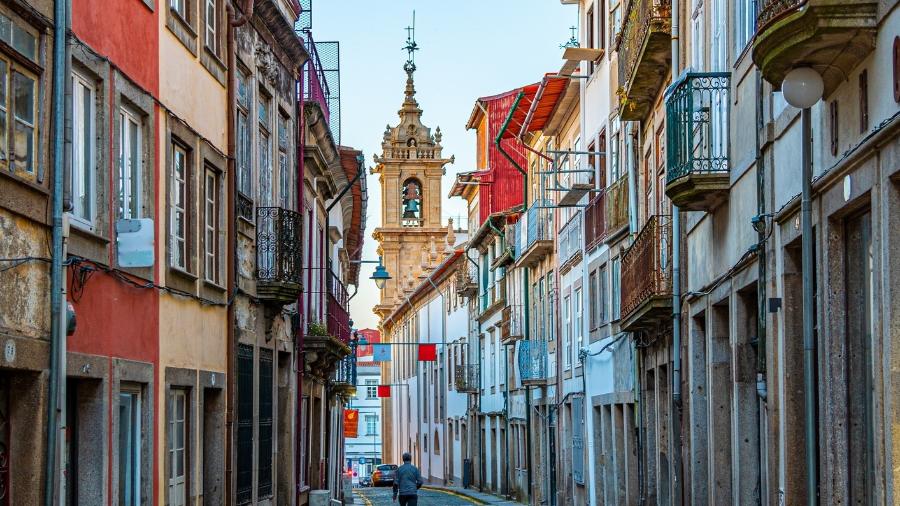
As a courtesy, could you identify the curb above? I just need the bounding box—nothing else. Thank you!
[421,486,489,505]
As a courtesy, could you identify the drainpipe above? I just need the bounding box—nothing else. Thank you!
[45,0,69,503]
[800,107,817,506]
[495,91,533,503]
[754,69,768,403]
[669,0,684,502]
[225,5,237,505]
[231,0,254,27]
[295,53,307,505]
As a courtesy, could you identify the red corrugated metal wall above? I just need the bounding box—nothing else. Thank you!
[480,91,526,223]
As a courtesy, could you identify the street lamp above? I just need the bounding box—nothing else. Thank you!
[370,258,391,290]
[782,65,823,506]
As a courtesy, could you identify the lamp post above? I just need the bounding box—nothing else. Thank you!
[781,66,823,506]
[352,256,392,289]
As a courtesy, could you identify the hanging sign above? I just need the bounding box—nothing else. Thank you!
[377,385,391,398]
[417,343,437,361]
[372,344,392,362]
[343,409,359,438]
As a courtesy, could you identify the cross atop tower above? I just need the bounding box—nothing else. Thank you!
[403,11,418,73]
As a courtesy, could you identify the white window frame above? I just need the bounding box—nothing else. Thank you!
[574,287,584,367]
[119,387,142,506]
[167,389,187,506]
[170,0,188,20]
[563,294,572,370]
[204,0,217,51]
[119,107,142,219]
[71,72,96,228]
[365,414,378,436]
[171,143,188,270]
[365,379,378,399]
[204,167,219,283]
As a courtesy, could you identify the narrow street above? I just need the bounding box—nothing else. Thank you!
[353,487,479,505]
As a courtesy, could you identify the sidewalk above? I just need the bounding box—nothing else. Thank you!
[422,485,527,505]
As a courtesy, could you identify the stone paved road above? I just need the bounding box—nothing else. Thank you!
[353,486,479,505]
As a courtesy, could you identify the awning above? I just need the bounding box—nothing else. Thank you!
[498,74,570,141]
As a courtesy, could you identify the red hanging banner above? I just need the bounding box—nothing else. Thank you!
[377,385,391,398]
[417,343,437,361]
[343,409,359,438]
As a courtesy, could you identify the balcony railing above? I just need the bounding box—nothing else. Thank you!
[455,364,480,393]
[558,213,583,266]
[617,0,672,121]
[516,201,554,266]
[331,352,357,397]
[605,174,630,237]
[585,191,606,251]
[480,278,507,314]
[327,271,351,344]
[303,33,331,122]
[501,304,525,343]
[620,215,673,330]
[455,263,479,298]
[665,72,731,211]
[256,207,303,303]
[518,340,548,385]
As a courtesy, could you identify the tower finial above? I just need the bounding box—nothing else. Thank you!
[403,10,418,74]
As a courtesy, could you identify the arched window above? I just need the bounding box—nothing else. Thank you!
[401,178,423,227]
[434,430,441,455]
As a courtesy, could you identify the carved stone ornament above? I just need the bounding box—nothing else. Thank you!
[255,41,279,86]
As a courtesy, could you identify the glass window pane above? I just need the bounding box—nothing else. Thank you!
[129,120,140,218]
[11,24,36,60]
[13,72,35,173]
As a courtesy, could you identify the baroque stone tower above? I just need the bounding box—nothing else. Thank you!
[371,66,454,320]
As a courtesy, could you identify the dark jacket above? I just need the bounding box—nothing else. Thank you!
[392,462,423,497]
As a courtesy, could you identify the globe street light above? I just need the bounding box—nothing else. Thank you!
[352,256,392,290]
[782,65,822,506]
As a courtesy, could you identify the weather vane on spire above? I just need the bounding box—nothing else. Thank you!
[403,10,419,73]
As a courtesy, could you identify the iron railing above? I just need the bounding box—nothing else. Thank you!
[327,270,352,344]
[300,32,341,144]
[333,351,357,387]
[455,262,479,297]
[756,0,807,32]
[502,304,525,342]
[518,340,548,382]
[237,192,254,222]
[617,0,672,91]
[666,72,731,183]
[517,200,553,255]
[605,174,630,236]
[480,278,507,312]
[256,207,302,285]
[454,364,480,393]
[620,215,672,319]
[558,212,583,264]
[585,191,607,251]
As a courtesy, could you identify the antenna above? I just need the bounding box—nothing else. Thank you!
[403,10,419,73]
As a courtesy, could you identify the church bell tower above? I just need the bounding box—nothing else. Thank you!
[372,22,454,320]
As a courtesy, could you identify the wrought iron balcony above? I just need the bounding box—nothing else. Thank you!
[665,72,731,211]
[518,340,549,385]
[454,364,480,393]
[327,270,352,344]
[256,207,303,304]
[455,263,479,298]
[516,201,554,267]
[303,321,352,381]
[558,213,583,267]
[617,0,672,121]
[620,215,673,331]
[604,175,630,239]
[585,191,606,251]
[480,279,507,316]
[753,0,876,98]
[331,352,357,398]
[501,304,525,344]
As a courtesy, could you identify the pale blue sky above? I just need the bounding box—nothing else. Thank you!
[314,1,577,329]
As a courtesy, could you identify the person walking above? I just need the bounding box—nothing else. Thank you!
[392,452,423,505]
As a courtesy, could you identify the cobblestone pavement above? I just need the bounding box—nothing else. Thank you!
[353,486,479,505]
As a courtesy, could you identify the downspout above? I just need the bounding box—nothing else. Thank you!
[295,55,306,505]
[754,69,768,401]
[231,0,254,27]
[225,5,237,505]
[495,91,533,502]
[45,0,69,503]
[669,0,684,501]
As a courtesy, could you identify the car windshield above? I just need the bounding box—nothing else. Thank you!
[378,465,398,471]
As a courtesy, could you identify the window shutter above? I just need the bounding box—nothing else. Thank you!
[573,395,585,484]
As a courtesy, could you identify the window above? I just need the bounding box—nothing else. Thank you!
[171,143,189,270]
[118,387,142,506]
[236,345,253,505]
[258,95,272,207]
[859,70,868,133]
[167,390,187,506]
[588,270,598,329]
[610,5,621,47]
[278,114,290,209]
[0,59,38,176]
[170,0,188,21]
[830,101,839,157]
[610,118,620,182]
[119,108,142,219]
[0,13,38,62]
[586,6,595,73]
[611,258,621,319]
[365,379,378,399]
[236,72,252,198]
[365,414,378,435]
[258,349,273,498]
[574,288,583,366]
[72,72,96,226]
[735,0,754,54]
[599,0,606,52]
[204,167,220,283]
[204,0,217,52]
[564,295,572,369]
[599,265,609,324]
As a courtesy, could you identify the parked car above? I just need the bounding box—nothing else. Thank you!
[358,476,373,487]
[371,464,398,487]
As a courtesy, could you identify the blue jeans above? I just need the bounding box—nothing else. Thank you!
[398,494,418,506]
